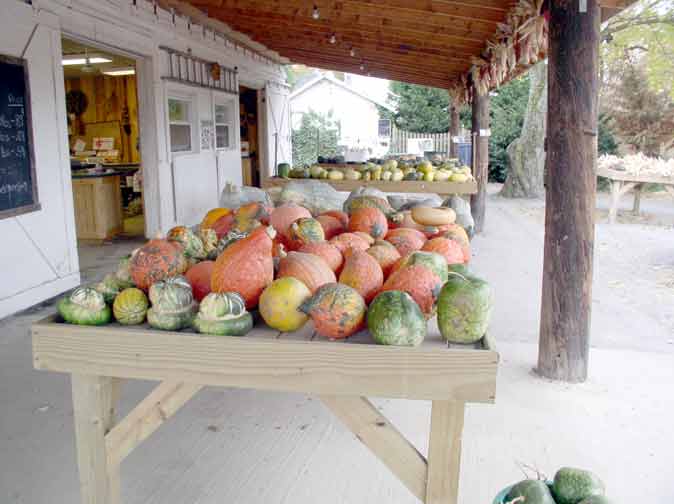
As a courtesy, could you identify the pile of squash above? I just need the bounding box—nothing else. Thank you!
[57,195,493,347]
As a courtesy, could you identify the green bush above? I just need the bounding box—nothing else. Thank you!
[291,110,340,167]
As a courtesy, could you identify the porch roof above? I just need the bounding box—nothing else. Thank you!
[173,0,632,94]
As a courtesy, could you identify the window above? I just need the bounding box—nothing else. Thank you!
[378,118,391,138]
[168,98,192,152]
[214,102,233,150]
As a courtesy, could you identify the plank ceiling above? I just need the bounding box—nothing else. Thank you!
[178,0,631,90]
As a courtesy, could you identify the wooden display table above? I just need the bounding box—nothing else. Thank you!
[262,176,478,196]
[32,315,498,504]
[597,167,674,224]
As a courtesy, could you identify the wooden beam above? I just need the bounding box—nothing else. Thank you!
[426,400,465,504]
[320,395,428,501]
[470,90,489,233]
[105,381,202,467]
[538,0,600,382]
[71,374,119,504]
[449,103,461,158]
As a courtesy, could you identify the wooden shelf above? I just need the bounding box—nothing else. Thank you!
[262,177,477,195]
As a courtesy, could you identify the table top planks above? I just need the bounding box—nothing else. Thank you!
[32,314,498,403]
[597,167,674,185]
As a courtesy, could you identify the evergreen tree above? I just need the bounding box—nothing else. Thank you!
[291,110,340,167]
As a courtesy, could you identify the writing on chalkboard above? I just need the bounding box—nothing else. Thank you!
[0,54,39,217]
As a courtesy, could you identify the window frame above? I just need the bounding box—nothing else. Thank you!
[213,98,235,151]
[167,95,196,155]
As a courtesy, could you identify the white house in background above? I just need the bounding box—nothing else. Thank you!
[290,73,394,161]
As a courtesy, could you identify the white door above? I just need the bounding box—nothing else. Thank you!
[0,5,81,318]
[264,82,292,177]
[166,88,219,227]
[213,92,242,191]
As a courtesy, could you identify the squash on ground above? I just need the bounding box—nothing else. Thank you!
[129,239,188,291]
[367,291,426,346]
[348,207,388,239]
[211,212,236,239]
[277,251,336,294]
[298,241,344,274]
[299,283,366,339]
[259,277,311,332]
[211,226,276,309]
[338,250,383,304]
[381,265,442,317]
[234,201,272,225]
[411,206,456,226]
[167,225,207,260]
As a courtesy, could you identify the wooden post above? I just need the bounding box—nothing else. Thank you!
[449,103,460,158]
[538,0,600,382]
[470,89,489,233]
[426,400,465,504]
[72,375,120,504]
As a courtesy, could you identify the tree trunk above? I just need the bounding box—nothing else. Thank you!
[471,91,489,234]
[449,104,460,158]
[538,0,600,383]
[501,61,548,199]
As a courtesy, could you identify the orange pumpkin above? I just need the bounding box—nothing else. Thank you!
[129,239,187,291]
[287,217,325,250]
[422,237,465,265]
[352,231,375,245]
[298,241,344,274]
[299,283,366,339]
[367,244,401,278]
[348,207,388,239]
[277,251,336,294]
[211,226,276,309]
[200,208,231,232]
[320,210,349,228]
[381,264,442,317]
[211,213,236,239]
[385,228,427,256]
[185,260,214,302]
[438,224,471,263]
[270,203,312,239]
[338,250,383,304]
[329,232,370,255]
[315,214,345,240]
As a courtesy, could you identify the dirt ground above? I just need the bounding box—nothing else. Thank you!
[0,184,673,503]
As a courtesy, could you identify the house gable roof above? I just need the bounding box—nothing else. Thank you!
[290,73,394,112]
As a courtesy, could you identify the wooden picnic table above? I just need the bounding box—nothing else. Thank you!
[32,315,498,504]
[597,167,674,224]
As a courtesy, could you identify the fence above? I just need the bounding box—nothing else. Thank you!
[390,125,451,154]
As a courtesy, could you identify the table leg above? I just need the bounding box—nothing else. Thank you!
[426,400,465,504]
[633,184,642,215]
[71,374,120,504]
[609,180,621,224]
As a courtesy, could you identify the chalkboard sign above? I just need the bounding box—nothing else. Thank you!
[0,54,39,218]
